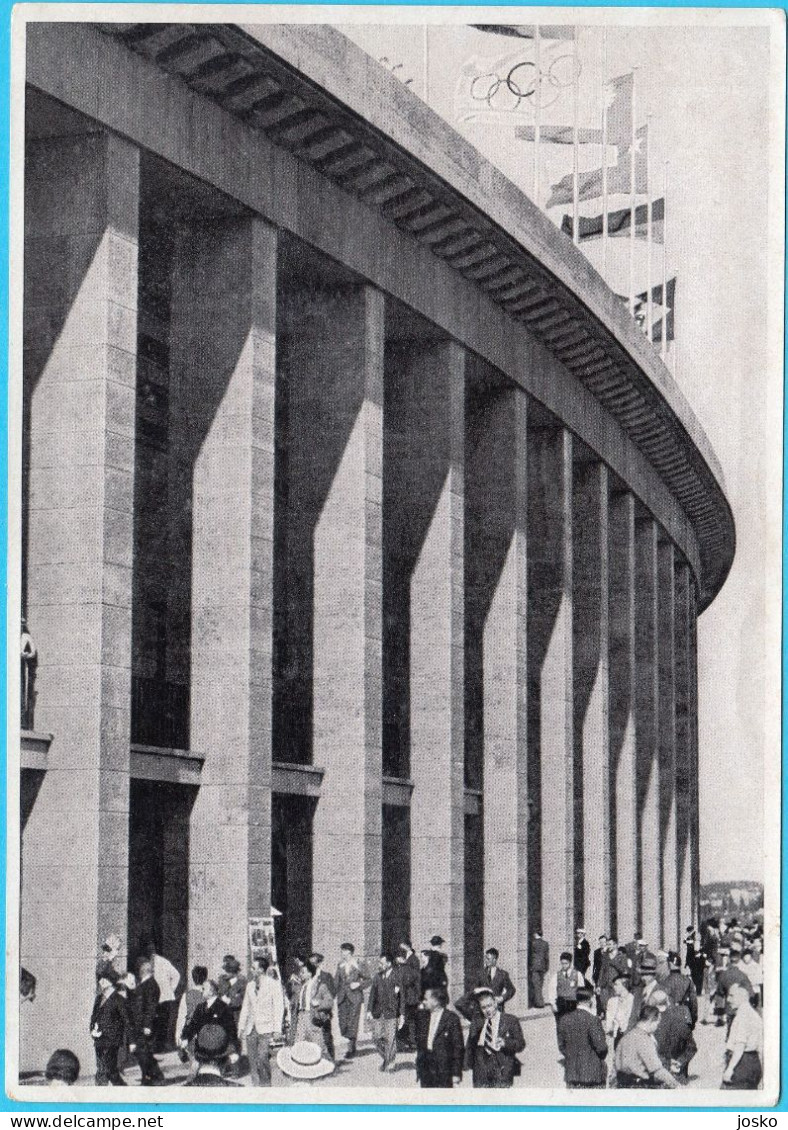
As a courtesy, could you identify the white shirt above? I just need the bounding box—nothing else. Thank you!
[477,1011,501,1046]
[605,991,634,1038]
[153,954,180,1003]
[239,976,284,1036]
[727,1002,762,1055]
[741,959,762,986]
[427,1008,444,1050]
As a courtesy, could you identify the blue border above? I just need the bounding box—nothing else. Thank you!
[1,0,784,1114]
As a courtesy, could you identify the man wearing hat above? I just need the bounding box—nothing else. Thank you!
[631,952,661,1023]
[464,988,525,1088]
[90,963,128,1086]
[659,951,698,1028]
[277,1040,334,1082]
[557,985,608,1088]
[420,937,449,996]
[185,1023,240,1086]
[574,928,591,978]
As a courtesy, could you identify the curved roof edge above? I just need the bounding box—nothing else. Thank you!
[101,19,736,610]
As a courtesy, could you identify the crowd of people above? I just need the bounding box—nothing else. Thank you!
[24,914,765,1091]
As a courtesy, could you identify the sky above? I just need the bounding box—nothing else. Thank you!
[338,12,781,884]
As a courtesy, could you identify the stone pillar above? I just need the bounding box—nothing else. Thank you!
[465,377,528,993]
[22,131,139,1068]
[528,425,574,954]
[399,340,465,997]
[608,491,637,943]
[635,515,660,946]
[170,217,276,967]
[689,586,701,924]
[658,539,678,950]
[282,284,384,962]
[674,559,694,936]
[572,459,610,937]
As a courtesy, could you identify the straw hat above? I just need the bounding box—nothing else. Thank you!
[277,1041,334,1080]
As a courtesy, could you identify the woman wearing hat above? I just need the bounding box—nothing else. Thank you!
[277,1040,334,1083]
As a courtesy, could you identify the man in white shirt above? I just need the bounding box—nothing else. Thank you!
[148,946,180,1051]
[238,957,285,1086]
[605,971,635,1047]
[722,982,762,1089]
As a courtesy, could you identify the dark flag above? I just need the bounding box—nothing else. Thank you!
[616,277,676,343]
[562,197,665,243]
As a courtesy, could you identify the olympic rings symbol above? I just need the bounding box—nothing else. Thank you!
[469,52,580,112]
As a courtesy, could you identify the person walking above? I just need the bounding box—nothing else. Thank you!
[395,947,420,1051]
[414,987,464,1089]
[90,964,128,1086]
[308,952,336,1060]
[574,928,591,978]
[218,955,247,1036]
[145,942,180,1052]
[529,929,550,1009]
[722,982,762,1089]
[129,959,164,1085]
[293,961,334,1056]
[367,952,401,1073]
[238,956,285,1086]
[614,1006,679,1089]
[547,952,585,1033]
[335,943,367,1059]
[557,985,608,1089]
[175,965,208,1066]
[179,979,240,1063]
[659,951,698,1028]
[465,988,525,1088]
[420,937,449,997]
[604,972,636,1050]
[480,948,516,1012]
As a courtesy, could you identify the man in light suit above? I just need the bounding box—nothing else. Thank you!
[465,989,525,1088]
[414,987,464,1088]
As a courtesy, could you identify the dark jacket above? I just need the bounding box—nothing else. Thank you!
[479,966,516,1009]
[574,938,591,975]
[592,947,607,986]
[396,960,421,1008]
[465,1012,525,1086]
[181,997,239,1053]
[90,990,128,1049]
[529,937,550,973]
[421,951,448,993]
[656,1004,697,1071]
[335,962,368,1008]
[184,1071,240,1087]
[415,1008,464,1087]
[133,976,160,1039]
[368,971,400,1020]
[218,974,247,1014]
[557,1007,608,1086]
[659,970,698,1027]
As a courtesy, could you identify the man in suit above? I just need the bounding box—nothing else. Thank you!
[218,955,247,1034]
[574,928,591,978]
[395,947,421,1051]
[90,964,129,1086]
[399,941,421,979]
[334,942,367,1059]
[623,937,649,989]
[659,951,698,1029]
[630,953,663,1024]
[592,936,609,988]
[420,936,449,997]
[480,948,516,1011]
[557,985,608,1088]
[529,929,549,1008]
[465,988,525,1088]
[129,959,163,1085]
[547,952,586,1035]
[415,987,464,1088]
[367,952,401,1072]
[309,952,336,1059]
[180,979,240,1061]
[184,1023,241,1087]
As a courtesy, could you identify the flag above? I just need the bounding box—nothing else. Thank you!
[471,24,576,40]
[546,123,647,208]
[604,73,633,150]
[617,277,676,342]
[516,123,602,145]
[562,197,665,243]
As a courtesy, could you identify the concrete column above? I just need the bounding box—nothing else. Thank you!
[399,340,465,997]
[22,131,139,1067]
[608,491,637,943]
[572,460,610,937]
[689,586,701,924]
[282,284,384,962]
[635,515,660,946]
[674,559,693,936]
[528,425,574,954]
[465,377,528,994]
[170,217,276,968]
[658,539,678,950]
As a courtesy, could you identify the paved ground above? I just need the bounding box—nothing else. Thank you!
[26,1007,733,1094]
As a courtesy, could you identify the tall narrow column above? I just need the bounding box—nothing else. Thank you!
[635,515,660,946]
[572,459,610,937]
[674,559,693,935]
[658,539,678,950]
[689,586,701,924]
[22,131,139,1066]
[608,491,637,942]
[528,425,574,954]
[395,340,465,997]
[282,283,384,961]
[465,377,528,993]
[170,217,277,967]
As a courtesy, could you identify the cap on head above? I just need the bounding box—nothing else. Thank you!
[340,942,355,954]
[650,989,669,1011]
[640,954,658,974]
[194,1023,230,1062]
[430,935,445,946]
[559,951,573,963]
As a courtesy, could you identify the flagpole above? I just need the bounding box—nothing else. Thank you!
[661,160,669,361]
[602,29,609,276]
[629,68,638,314]
[572,28,579,244]
[534,23,541,206]
[646,113,653,342]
